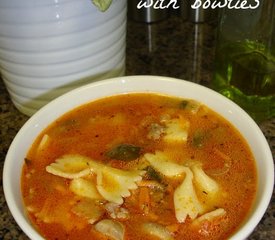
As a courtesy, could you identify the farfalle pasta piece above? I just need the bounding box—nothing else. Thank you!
[142,222,174,240]
[174,167,204,223]
[144,151,185,177]
[95,219,125,240]
[162,117,190,143]
[180,100,201,114]
[193,208,226,224]
[191,163,219,195]
[96,166,144,204]
[46,154,144,204]
[37,134,51,153]
[69,178,103,200]
[72,198,105,224]
[46,154,91,179]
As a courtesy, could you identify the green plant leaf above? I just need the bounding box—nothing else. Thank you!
[92,0,112,11]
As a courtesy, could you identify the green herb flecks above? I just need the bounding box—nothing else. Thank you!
[106,144,141,161]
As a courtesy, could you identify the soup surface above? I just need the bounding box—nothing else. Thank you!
[21,93,257,240]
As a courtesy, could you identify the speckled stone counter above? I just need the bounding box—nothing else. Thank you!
[0,13,274,239]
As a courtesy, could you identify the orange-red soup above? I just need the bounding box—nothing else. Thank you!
[22,93,257,240]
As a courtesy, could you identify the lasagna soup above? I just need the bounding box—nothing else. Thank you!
[21,93,257,240]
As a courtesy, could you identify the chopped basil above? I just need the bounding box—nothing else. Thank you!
[179,100,189,109]
[144,166,162,182]
[192,131,206,148]
[24,158,32,166]
[106,144,141,161]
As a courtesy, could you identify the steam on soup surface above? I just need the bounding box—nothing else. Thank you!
[21,93,257,240]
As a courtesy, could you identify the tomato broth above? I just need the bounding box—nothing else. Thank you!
[21,93,257,240]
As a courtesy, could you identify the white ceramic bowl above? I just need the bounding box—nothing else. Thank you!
[3,76,274,240]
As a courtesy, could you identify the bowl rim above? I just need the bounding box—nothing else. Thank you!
[3,75,274,240]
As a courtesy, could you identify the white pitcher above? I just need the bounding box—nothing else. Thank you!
[0,0,127,116]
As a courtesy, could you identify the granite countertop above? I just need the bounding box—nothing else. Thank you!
[0,13,274,239]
